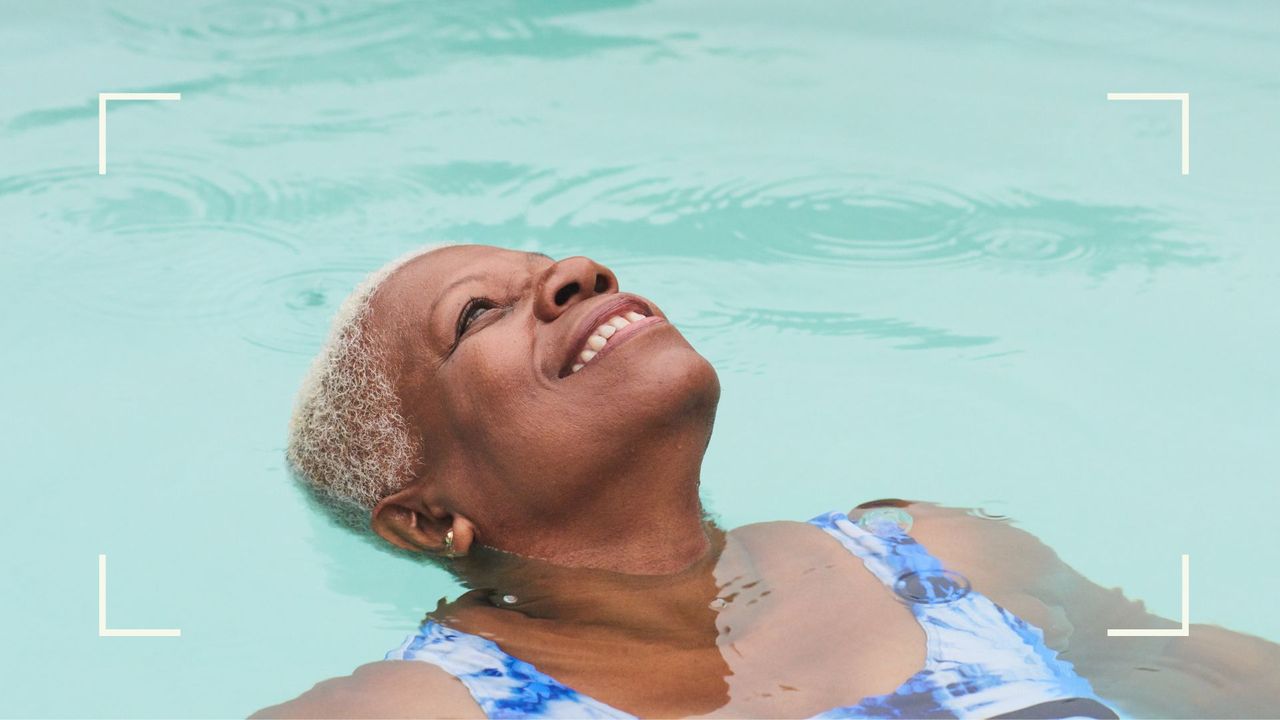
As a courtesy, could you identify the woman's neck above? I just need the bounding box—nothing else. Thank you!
[470,442,716,575]
[448,520,745,644]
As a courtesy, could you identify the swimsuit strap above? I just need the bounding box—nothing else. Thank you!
[807,510,1118,719]
[806,509,950,592]
[385,620,635,719]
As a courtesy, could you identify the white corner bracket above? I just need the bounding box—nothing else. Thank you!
[98,554,181,638]
[1106,92,1190,175]
[1107,554,1190,637]
[98,92,182,175]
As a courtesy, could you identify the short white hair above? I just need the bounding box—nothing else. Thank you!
[286,244,444,534]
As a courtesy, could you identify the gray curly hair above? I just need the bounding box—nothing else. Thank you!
[286,244,444,537]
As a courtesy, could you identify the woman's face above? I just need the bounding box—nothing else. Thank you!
[368,245,720,543]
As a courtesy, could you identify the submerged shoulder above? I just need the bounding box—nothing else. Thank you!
[249,660,484,719]
[734,498,1059,573]
[725,500,1021,575]
[729,499,1047,555]
[846,498,1062,573]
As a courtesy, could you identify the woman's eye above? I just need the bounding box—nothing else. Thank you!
[457,298,498,338]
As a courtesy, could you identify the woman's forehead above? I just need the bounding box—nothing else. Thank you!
[395,245,549,289]
[371,245,550,323]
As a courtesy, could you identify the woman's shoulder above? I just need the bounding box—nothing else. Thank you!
[856,498,1063,577]
[249,659,485,719]
[730,498,1061,591]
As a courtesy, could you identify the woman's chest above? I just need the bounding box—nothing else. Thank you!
[530,532,933,718]
[692,544,929,717]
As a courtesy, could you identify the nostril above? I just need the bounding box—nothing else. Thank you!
[593,274,610,293]
[554,282,579,306]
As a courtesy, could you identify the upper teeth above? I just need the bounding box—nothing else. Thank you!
[570,311,646,373]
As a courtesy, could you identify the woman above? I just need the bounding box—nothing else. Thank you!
[255,244,1279,719]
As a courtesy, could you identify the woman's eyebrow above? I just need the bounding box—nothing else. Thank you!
[429,272,485,342]
[435,273,485,305]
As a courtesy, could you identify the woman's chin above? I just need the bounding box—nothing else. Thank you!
[631,344,721,425]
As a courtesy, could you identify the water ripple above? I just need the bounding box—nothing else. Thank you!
[2,157,1212,337]
[3,156,1205,278]
[238,259,390,355]
[684,304,998,351]
[108,2,416,63]
[57,223,300,326]
[0,155,262,233]
[216,109,419,148]
[4,2,659,133]
[0,155,415,246]
[106,1,655,68]
[447,171,1212,275]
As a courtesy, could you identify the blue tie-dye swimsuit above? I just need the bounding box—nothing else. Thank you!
[386,510,1123,719]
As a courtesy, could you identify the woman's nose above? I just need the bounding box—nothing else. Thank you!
[533,256,618,322]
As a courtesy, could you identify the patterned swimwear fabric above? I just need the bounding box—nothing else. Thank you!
[385,510,1123,719]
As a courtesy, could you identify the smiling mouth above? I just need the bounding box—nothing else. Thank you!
[560,304,665,378]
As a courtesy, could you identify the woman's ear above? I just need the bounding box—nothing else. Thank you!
[371,484,478,557]
[371,485,445,553]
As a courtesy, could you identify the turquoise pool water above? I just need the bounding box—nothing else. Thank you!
[3,1,1279,716]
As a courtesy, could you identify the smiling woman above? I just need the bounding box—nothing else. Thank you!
[255,244,1280,720]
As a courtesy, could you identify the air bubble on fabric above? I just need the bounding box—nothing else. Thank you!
[857,507,913,535]
[892,569,971,605]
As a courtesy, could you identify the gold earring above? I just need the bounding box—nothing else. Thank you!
[443,529,455,556]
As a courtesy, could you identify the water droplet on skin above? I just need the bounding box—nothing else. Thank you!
[968,500,1011,521]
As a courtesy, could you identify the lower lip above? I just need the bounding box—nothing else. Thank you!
[580,316,665,370]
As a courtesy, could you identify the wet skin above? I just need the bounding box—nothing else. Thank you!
[255,246,1280,719]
